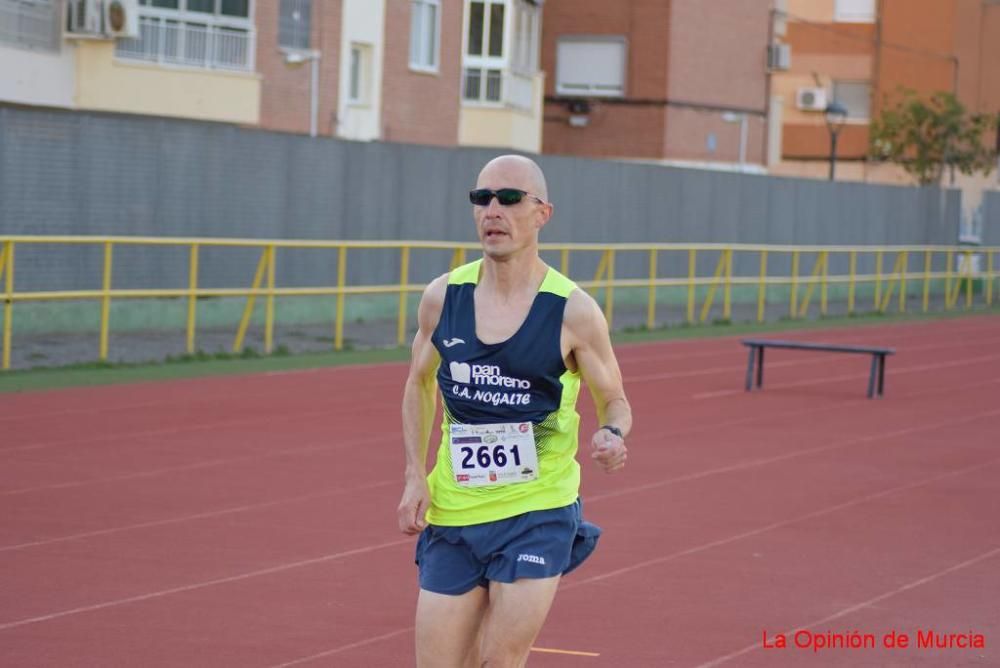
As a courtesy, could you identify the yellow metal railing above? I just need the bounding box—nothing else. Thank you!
[0,236,997,371]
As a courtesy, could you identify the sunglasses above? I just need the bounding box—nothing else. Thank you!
[469,188,545,207]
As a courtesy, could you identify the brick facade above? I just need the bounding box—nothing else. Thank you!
[541,0,770,165]
[777,0,999,163]
[541,0,670,159]
[257,1,342,136]
[381,0,462,146]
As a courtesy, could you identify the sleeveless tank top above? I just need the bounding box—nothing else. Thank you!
[425,259,583,526]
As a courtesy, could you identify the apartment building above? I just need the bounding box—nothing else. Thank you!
[1,0,261,124]
[257,0,546,149]
[457,0,544,152]
[540,0,772,169]
[771,0,1000,182]
[1,0,544,151]
[228,0,466,144]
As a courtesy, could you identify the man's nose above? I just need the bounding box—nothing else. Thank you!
[484,195,503,215]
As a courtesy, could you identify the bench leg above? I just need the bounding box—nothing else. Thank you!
[745,347,755,391]
[867,354,878,399]
[878,354,886,397]
[756,346,765,388]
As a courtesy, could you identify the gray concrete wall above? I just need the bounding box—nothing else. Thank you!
[984,191,1000,246]
[0,105,969,292]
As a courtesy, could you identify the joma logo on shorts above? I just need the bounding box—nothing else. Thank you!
[517,553,546,565]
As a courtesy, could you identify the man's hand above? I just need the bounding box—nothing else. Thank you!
[397,476,431,534]
[590,427,627,473]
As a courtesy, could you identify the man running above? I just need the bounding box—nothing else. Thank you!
[398,154,631,667]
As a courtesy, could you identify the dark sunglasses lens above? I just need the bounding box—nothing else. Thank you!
[469,189,492,206]
[469,188,528,206]
[496,189,525,205]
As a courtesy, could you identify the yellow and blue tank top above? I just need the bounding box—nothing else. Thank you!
[425,259,583,526]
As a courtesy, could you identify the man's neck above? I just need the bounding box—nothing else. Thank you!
[479,252,546,299]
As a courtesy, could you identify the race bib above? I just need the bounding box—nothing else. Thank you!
[449,421,539,487]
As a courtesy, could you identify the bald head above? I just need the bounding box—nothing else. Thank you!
[477,155,549,202]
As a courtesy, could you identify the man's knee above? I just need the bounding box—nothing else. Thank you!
[479,644,529,668]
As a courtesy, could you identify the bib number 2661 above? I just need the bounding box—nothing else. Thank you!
[460,444,522,470]
[449,421,539,488]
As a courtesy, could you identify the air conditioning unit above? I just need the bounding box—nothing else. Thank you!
[66,0,139,38]
[767,43,791,71]
[796,87,828,111]
[66,0,103,35]
[104,0,140,39]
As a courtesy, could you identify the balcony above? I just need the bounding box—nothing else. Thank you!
[462,67,535,111]
[115,17,255,72]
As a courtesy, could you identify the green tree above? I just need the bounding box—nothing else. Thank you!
[869,88,998,186]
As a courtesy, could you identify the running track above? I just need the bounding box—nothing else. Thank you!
[1,316,998,666]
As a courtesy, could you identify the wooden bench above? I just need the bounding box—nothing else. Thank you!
[741,339,895,399]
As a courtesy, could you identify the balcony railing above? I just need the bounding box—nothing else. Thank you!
[462,67,535,111]
[115,17,255,72]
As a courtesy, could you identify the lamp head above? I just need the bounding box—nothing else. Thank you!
[825,101,849,130]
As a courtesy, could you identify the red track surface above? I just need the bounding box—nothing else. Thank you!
[2,316,998,667]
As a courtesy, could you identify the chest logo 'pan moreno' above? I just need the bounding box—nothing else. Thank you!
[449,362,531,389]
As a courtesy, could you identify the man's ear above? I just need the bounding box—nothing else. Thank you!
[535,202,554,230]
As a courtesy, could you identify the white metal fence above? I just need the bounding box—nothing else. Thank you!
[115,17,255,71]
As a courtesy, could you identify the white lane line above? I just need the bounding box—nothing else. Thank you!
[0,369,404,423]
[0,538,414,632]
[588,408,1000,505]
[0,432,398,496]
[0,480,396,552]
[566,457,1000,590]
[695,545,1000,667]
[3,406,347,454]
[267,627,415,668]
[3,413,995,634]
[262,456,1000,667]
[5,391,997,555]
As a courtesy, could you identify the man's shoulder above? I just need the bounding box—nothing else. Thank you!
[423,272,450,301]
[417,273,450,328]
[563,288,605,335]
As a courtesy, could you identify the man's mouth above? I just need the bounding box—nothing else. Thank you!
[484,229,507,238]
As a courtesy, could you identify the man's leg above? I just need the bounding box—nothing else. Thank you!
[416,586,489,668]
[479,576,562,667]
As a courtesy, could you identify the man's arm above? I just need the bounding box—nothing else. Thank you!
[396,275,447,534]
[564,289,632,473]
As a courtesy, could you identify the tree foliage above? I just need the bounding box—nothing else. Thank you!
[868,89,998,186]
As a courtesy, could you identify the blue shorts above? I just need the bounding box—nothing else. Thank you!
[414,498,602,596]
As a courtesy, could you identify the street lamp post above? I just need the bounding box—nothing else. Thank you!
[284,49,322,138]
[824,101,848,181]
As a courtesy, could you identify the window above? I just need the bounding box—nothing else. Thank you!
[409,0,439,71]
[832,81,871,119]
[511,0,539,74]
[466,1,504,58]
[834,0,875,22]
[463,1,507,103]
[349,43,371,105]
[0,0,59,51]
[279,0,310,50]
[117,0,255,71]
[556,37,626,97]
